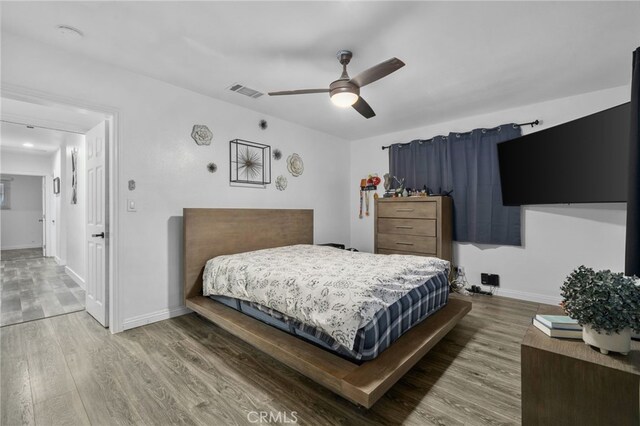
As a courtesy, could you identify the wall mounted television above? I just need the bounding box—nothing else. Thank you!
[498,103,630,206]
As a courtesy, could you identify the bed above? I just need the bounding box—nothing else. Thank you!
[183,208,471,408]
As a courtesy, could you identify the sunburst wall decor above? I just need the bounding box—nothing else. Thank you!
[229,139,271,186]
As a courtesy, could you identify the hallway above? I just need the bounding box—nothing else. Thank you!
[0,249,85,327]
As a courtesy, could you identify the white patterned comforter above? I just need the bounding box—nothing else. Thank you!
[203,244,449,350]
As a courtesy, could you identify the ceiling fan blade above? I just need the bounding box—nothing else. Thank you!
[352,97,376,119]
[350,57,405,88]
[268,88,329,96]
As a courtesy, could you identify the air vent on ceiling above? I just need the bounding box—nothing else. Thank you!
[228,83,264,99]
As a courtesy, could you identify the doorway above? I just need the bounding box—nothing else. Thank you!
[0,95,114,328]
[0,172,86,326]
[0,173,45,258]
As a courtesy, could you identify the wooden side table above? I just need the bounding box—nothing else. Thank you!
[521,305,640,425]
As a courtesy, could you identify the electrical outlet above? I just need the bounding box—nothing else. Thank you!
[481,273,500,287]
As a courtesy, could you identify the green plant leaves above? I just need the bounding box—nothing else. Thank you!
[560,266,640,334]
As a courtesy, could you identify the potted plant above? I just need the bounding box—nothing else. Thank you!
[560,266,640,355]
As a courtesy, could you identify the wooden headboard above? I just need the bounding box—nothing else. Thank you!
[183,208,314,300]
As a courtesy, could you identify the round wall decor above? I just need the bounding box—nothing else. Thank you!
[275,175,288,191]
[287,153,304,177]
[191,125,213,145]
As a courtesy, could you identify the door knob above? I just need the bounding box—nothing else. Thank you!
[92,232,105,238]
[38,219,44,222]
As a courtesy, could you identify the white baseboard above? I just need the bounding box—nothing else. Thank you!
[1,244,41,250]
[122,306,192,331]
[492,288,563,306]
[64,266,85,290]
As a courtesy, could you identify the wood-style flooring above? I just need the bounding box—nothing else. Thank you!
[1,250,85,327]
[1,248,44,262]
[0,294,543,425]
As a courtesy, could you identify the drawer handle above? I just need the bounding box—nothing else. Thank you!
[396,208,414,212]
[395,225,413,229]
[396,242,414,246]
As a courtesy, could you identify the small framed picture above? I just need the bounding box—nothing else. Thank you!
[53,177,60,195]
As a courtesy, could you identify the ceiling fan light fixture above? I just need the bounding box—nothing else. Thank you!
[268,50,404,118]
[330,91,359,108]
[329,80,359,108]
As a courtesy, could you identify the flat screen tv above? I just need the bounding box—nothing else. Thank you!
[498,103,630,206]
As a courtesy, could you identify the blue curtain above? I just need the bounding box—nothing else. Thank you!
[389,124,522,246]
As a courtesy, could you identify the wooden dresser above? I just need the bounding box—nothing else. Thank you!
[374,196,452,262]
[522,305,640,425]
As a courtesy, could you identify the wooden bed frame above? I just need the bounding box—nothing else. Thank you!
[183,208,471,408]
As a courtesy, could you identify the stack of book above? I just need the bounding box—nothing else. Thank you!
[533,315,582,339]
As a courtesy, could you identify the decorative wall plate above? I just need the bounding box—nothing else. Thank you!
[191,125,213,145]
[275,175,287,191]
[287,153,304,177]
[207,162,218,173]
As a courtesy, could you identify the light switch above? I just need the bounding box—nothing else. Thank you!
[127,199,136,212]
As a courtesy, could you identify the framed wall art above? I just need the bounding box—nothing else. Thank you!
[71,149,78,204]
[229,139,271,187]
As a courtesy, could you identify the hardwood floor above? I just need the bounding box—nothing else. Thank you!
[0,248,44,262]
[0,294,543,425]
[1,251,85,327]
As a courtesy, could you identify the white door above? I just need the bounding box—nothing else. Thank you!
[85,121,109,326]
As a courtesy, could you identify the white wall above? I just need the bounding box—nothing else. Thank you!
[0,150,52,175]
[0,174,43,249]
[61,135,86,286]
[51,147,63,263]
[0,150,56,254]
[350,85,630,304]
[2,34,351,330]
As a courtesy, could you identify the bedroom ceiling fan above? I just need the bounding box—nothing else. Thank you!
[268,50,405,119]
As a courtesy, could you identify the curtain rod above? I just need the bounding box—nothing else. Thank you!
[380,119,540,151]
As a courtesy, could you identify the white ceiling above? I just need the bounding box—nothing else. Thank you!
[1,122,65,155]
[0,98,104,154]
[1,1,639,140]
[1,98,105,134]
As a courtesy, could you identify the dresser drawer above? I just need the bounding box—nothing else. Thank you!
[377,233,437,254]
[378,218,436,237]
[377,201,437,219]
[377,248,437,257]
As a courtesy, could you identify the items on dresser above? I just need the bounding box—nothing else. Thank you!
[374,196,452,262]
[535,315,581,330]
[358,175,379,218]
[532,318,583,339]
